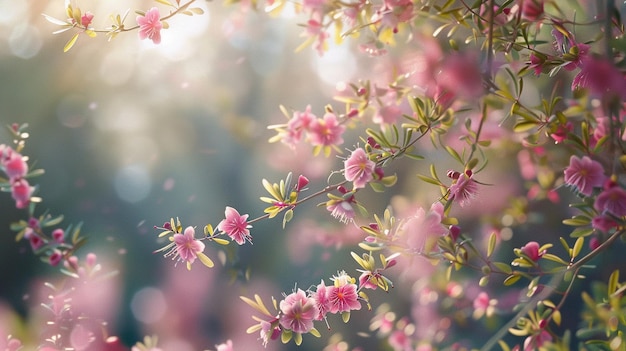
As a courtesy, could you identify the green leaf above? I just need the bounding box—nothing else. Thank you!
[493,261,512,274]
[282,209,293,228]
[503,274,521,286]
[342,311,351,323]
[609,270,620,294]
[197,252,214,268]
[487,231,496,258]
[63,32,79,52]
[155,0,175,6]
[571,236,584,259]
[281,330,292,344]
[513,121,538,133]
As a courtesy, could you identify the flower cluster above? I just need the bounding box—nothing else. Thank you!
[243,271,365,346]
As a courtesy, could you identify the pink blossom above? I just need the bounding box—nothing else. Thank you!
[528,53,546,76]
[520,0,544,21]
[563,155,605,196]
[215,339,234,351]
[520,241,544,261]
[592,214,618,232]
[523,330,552,351]
[358,271,379,290]
[563,43,589,71]
[344,148,376,189]
[283,106,316,148]
[29,235,44,251]
[448,171,479,207]
[404,202,447,253]
[308,113,345,147]
[52,228,65,243]
[3,151,28,180]
[279,289,318,334]
[81,12,94,27]
[572,57,626,99]
[326,198,356,223]
[549,122,572,144]
[311,280,332,320]
[595,185,626,217]
[328,272,361,313]
[259,321,281,347]
[173,226,205,264]
[216,206,252,245]
[49,250,63,266]
[437,53,484,100]
[137,7,163,44]
[388,330,411,351]
[11,178,33,209]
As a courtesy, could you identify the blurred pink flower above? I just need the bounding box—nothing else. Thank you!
[137,7,163,44]
[448,172,479,207]
[344,148,376,189]
[279,289,318,334]
[52,228,65,243]
[563,155,605,196]
[283,106,316,148]
[592,214,618,232]
[437,53,484,100]
[11,178,33,209]
[563,43,589,71]
[572,57,626,99]
[404,202,447,253]
[81,12,94,27]
[523,330,552,351]
[3,151,27,180]
[520,0,544,21]
[595,185,626,217]
[49,250,63,266]
[308,113,345,147]
[215,339,234,351]
[217,206,252,245]
[173,226,205,264]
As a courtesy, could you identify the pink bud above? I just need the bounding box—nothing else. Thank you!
[11,178,33,209]
[52,228,65,243]
[86,253,97,267]
[4,152,28,180]
[29,235,44,251]
[49,250,63,266]
[28,217,39,229]
[81,12,94,27]
[357,87,367,96]
[521,241,543,261]
[296,175,309,191]
[449,225,461,241]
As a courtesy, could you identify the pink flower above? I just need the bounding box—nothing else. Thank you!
[326,198,355,223]
[137,7,163,44]
[217,206,252,245]
[563,43,589,71]
[215,339,234,351]
[437,53,484,100]
[448,171,479,207]
[3,151,28,180]
[358,271,379,290]
[311,280,332,320]
[173,226,205,264]
[11,178,33,209]
[283,106,316,148]
[279,289,318,334]
[49,249,63,266]
[572,57,626,99]
[308,113,345,147]
[520,241,544,261]
[81,12,94,27]
[595,185,626,217]
[328,271,361,313]
[259,321,281,347]
[404,202,447,253]
[592,214,618,232]
[563,155,605,196]
[523,330,552,351]
[52,228,65,243]
[520,0,544,21]
[344,148,376,189]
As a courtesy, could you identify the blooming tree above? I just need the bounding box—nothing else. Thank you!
[2,0,626,350]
